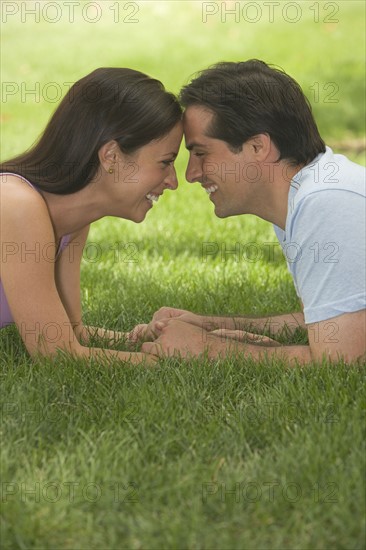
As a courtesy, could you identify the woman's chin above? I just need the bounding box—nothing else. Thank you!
[119,200,152,223]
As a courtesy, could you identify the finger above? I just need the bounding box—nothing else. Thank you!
[210,329,258,342]
[127,324,147,342]
[131,352,158,365]
[153,307,181,321]
[143,354,159,366]
[211,329,278,345]
[210,329,242,339]
[151,320,169,333]
[141,341,164,357]
[239,332,278,345]
[164,318,194,328]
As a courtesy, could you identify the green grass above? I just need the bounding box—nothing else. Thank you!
[1,1,365,548]
[1,354,365,549]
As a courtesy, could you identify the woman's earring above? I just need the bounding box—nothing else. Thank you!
[108,165,114,174]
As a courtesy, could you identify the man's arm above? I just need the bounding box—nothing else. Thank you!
[307,310,365,363]
[141,320,312,365]
[142,310,365,365]
[200,311,306,337]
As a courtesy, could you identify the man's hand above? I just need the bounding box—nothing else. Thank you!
[141,320,225,359]
[151,306,204,327]
[129,352,159,366]
[210,329,280,346]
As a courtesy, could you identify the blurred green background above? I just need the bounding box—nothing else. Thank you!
[1,0,365,157]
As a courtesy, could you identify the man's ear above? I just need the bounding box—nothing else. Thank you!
[247,133,272,161]
[98,140,120,172]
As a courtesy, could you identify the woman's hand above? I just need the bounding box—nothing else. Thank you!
[126,323,151,343]
[152,307,203,326]
[126,307,203,343]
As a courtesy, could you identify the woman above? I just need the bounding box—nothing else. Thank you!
[0,68,183,365]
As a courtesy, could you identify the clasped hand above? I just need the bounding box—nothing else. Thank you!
[126,307,279,359]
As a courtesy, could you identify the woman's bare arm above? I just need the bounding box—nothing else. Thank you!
[55,225,128,345]
[0,178,154,364]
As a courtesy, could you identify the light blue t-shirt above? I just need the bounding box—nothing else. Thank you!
[273,146,366,324]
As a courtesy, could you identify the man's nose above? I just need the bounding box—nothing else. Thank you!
[185,158,202,183]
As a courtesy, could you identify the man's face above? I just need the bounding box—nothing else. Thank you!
[183,106,260,218]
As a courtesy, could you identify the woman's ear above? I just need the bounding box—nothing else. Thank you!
[98,140,120,173]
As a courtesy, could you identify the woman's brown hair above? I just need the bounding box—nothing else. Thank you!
[1,68,182,194]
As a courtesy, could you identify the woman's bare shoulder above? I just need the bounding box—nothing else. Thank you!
[1,174,47,208]
[1,173,43,201]
[0,174,52,237]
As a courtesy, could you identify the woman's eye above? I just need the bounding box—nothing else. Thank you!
[162,160,174,166]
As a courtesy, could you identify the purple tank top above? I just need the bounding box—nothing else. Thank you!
[0,173,71,329]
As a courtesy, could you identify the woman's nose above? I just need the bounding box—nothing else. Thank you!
[164,168,178,190]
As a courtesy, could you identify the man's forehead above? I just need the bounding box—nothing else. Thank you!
[183,105,213,125]
[183,105,213,144]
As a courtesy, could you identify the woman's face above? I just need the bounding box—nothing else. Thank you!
[104,122,183,222]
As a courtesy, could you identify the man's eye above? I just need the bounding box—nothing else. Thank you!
[194,152,205,157]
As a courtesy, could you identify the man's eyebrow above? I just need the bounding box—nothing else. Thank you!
[186,142,207,151]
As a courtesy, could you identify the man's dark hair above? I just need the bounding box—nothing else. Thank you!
[179,60,325,166]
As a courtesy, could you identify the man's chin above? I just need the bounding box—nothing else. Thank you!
[128,210,147,224]
[213,205,229,219]
[214,202,244,219]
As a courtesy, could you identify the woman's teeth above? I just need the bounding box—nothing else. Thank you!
[146,193,160,203]
[205,185,218,194]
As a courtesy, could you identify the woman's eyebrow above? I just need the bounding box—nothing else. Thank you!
[160,152,178,157]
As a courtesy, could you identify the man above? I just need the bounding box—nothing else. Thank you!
[139,60,366,364]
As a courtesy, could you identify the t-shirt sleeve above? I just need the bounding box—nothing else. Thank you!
[286,190,366,324]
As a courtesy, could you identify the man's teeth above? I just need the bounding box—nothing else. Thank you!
[146,193,160,202]
[205,185,218,194]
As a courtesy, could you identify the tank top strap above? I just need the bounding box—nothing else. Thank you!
[1,171,40,193]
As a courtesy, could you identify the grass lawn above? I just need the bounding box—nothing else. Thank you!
[1,1,365,548]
